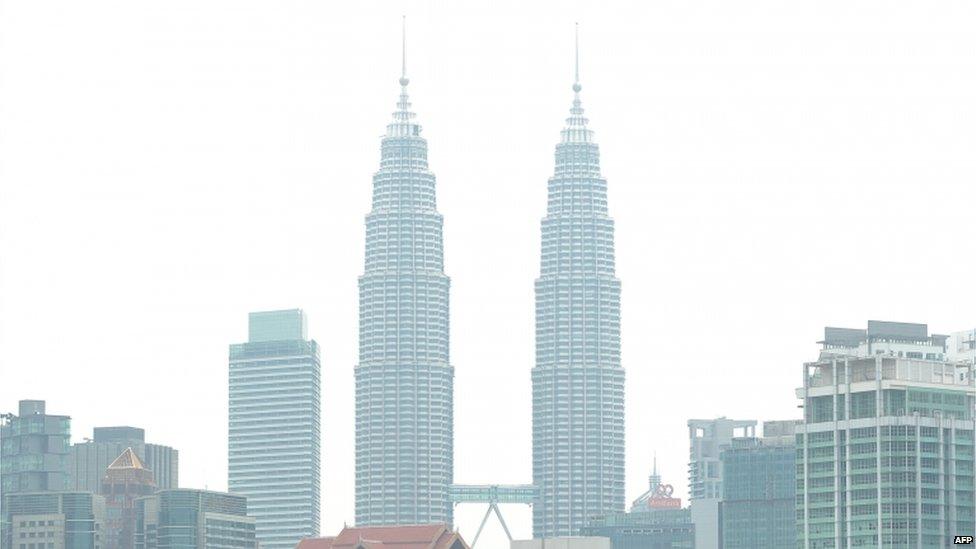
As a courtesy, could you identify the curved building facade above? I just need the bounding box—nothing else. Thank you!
[355,65,454,526]
[532,56,625,537]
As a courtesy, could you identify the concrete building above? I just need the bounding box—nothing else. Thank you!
[687,418,755,549]
[134,489,255,549]
[229,309,321,549]
[719,422,797,549]
[1,401,71,494]
[101,449,156,549]
[581,460,694,549]
[797,321,976,548]
[1,492,105,549]
[69,426,178,493]
[355,29,454,526]
[533,31,624,538]
[511,538,610,549]
[295,524,468,549]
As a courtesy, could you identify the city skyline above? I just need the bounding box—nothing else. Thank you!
[3,3,976,548]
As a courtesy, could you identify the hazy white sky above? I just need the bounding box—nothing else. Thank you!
[2,1,976,547]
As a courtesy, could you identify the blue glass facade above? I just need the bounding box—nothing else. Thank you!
[355,69,453,526]
[228,310,320,549]
[532,68,624,537]
[719,439,795,549]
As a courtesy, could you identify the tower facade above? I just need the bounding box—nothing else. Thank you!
[532,36,625,537]
[102,448,156,549]
[228,309,321,549]
[355,35,453,526]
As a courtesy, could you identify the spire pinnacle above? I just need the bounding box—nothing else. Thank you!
[399,16,409,87]
[573,22,581,94]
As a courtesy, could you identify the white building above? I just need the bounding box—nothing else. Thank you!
[511,537,611,549]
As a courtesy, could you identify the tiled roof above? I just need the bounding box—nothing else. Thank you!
[296,524,468,549]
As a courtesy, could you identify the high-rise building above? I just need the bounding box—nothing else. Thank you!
[1,400,70,494]
[582,460,695,549]
[229,309,321,549]
[355,26,453,526]
[796,321,976,548]
[532,29,624,538]
[719,422,797,549]
[69,427,178,493]
[101,449,156,549]
[687,418,756,549]
[1,492,105,549]
[134,489,255,549]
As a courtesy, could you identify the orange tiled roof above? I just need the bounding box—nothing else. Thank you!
[296,524,468,549]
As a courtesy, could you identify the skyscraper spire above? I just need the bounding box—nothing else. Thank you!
[563,24,591,144]
[400,16,408,88]
[573,22,581,94]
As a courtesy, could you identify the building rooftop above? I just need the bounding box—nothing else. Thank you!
[248,309,307,343]
[296,524,468,549]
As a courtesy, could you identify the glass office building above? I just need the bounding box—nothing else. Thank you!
[134,490,255,549]
[1,401,70,495]
[70,426,178,494]
[719,438,795,549]
[228,310,320,549]
[354,54,454,526]
[532,44,624,537]
[796,322,976,548]
[1,492,105,549]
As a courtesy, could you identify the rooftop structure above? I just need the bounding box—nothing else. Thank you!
[819,320,949,362]
[583,461,693,549]
[70,426,178,493]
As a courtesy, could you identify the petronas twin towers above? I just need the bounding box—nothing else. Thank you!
[355,26,623,537]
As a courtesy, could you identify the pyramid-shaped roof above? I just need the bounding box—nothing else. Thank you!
[107,447,146,470]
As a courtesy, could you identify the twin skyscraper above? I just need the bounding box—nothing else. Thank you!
[228,24,623,546]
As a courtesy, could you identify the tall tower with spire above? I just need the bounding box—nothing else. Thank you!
[532,26,625,537]
[355,19,454,526]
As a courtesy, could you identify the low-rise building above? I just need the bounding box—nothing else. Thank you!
[581,461,694,549]
[295,524,467,549]
[1,492,105,549]
[510,538,610,549]
[134,489,255,549]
